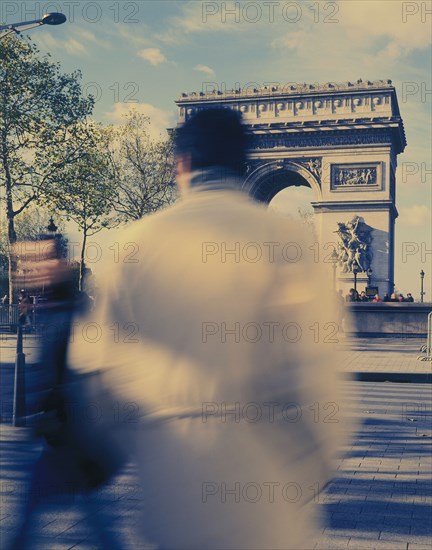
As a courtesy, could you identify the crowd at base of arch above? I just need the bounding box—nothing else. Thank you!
[343,289,415,303]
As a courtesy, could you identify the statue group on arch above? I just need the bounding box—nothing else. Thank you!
[334,216,373,273]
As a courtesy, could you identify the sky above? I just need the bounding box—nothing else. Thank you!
[2,0,431,297]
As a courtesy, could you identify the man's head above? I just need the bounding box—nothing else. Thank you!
[175,108,248,193]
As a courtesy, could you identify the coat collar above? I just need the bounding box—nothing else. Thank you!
[189,166,245,192]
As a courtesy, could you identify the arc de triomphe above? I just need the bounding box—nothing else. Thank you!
[176,80,406,296]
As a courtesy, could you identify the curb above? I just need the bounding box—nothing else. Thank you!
[350,371,432,383]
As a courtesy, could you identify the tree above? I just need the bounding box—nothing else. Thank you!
[0,205,66,292]
[0,35,93,301]
[0,205,64,248]
[108,111,177,222]
[43,121,117,291]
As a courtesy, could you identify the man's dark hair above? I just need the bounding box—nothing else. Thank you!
[175,108,248,176]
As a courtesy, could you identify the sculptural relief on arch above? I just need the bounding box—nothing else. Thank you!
[334,217,373,274]
[176,79,406,296]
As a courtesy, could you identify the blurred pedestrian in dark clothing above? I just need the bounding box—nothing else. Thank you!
[18,289,31,326]
[9,236,127,550]
[382,293,390,302]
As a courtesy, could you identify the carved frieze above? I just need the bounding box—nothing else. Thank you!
[250,130,393,150]
[331,163,382,191]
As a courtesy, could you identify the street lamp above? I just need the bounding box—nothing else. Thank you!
[367,267,373,286]
[420,270,425,303]
[47,217,58,234]
[0,12,66,40]
[352,263,360,293]
[330,248,338,291]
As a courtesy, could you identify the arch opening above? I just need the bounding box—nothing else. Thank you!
[244,165,318,235]
[252,170,310,203]
[268,185,315,224]
[244,162,322,204]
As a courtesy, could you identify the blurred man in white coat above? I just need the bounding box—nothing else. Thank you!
[69,108,348,549]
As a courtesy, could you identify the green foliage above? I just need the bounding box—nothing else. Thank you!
[107,110,177,222]
[41,120,117,290]
[0,35,94,300]
[0,36,94,210]
[43,120,117,236]
[0,205,65,257]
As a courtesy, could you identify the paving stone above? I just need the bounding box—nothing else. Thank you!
[378,528,413,543]
[2,346,431,548]
[314,535,350,549]
[355,518,386,529]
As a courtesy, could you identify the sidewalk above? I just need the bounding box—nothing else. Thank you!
[339,337,432,382]
[313,380,432,550]
[1,335,431,549]
[0,379,431,550]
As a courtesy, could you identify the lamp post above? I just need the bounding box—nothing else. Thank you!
[12,322,26,426]
[330,248,338,292]
[0,12,66,40]
[353,263,360,293]
[47,217,58,234]
[420,270,425,303]
[367,267,373,286]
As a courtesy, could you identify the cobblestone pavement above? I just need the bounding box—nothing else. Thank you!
[313,381,432,550]
[1,333,431,549]
[339,338,432,376]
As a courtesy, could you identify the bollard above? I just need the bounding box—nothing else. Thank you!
[12,324,26,426]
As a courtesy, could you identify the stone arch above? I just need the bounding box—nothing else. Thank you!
[243,160,322,203]
[176,81,407,295]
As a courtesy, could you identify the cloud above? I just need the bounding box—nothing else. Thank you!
[73,28,111,49]
[270,1,431,78]
[398,205,431,226]
[271,31,307,51]
[194,64,215,76]
[63,38,87,56]
[340,1,432,55]
[156,1,245,44]
[33,28,110,56]
[35,34,87,56]
[103,103,174,139]
[137,47,167,66]
[115,25,151,48]
[32,33,61,51]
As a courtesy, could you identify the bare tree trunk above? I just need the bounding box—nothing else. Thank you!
[2,136,17,303]
[79,230,87,291]
[7,222,17,305]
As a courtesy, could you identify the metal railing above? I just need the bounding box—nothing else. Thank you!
[418,311,432,361]
[0,304,42,330]
[0,304,20,328]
